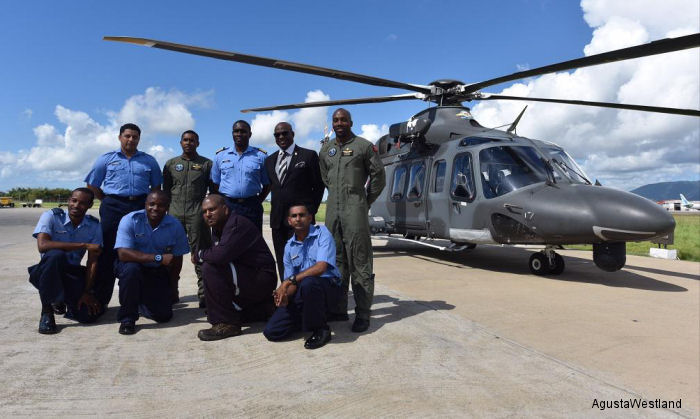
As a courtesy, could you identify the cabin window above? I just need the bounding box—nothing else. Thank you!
[391,165,408,201]
[451,153,476,202]
[433,160,446,193]
[407,162,426,201]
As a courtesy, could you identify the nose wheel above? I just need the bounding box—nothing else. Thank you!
[529,247,565,275]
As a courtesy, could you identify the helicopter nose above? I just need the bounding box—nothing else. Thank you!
[518,184,675,243]
[585,187,675,241]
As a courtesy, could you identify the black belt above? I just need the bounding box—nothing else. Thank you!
[106,194,147,202]
[226,195,259,204]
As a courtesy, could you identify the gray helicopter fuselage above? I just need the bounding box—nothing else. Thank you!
[369,106,675,247]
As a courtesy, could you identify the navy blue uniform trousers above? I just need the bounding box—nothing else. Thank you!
[224,196,263,232]
[264,276,341,340]
[115,261,173,324]
[28,249,102,323]
[95,195,145,306]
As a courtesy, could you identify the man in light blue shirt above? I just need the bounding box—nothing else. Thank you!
[263,202,341,349]
[211,120,270,231]
[29,188,103,334]
[85,123,162,308]
[113,190,189,335]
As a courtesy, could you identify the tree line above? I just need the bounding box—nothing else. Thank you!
[0,187,75,202]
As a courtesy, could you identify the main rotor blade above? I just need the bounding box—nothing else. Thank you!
[478,93,700,117]
[103,36,431,94]
[465,33,700,93]
[241,93,423,113]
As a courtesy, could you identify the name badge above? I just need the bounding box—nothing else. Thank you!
[342,149,353,156]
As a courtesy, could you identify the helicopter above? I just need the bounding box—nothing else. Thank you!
[104,34,700,275]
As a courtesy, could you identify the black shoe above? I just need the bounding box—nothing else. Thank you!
[198,297,206,309]
[304,327,331,349]
[119,322,136,335]
[51,302,66,315]
[198,323,242,341]
[351,317,370,333]
[38,312,58,334]
[326,312,349,322]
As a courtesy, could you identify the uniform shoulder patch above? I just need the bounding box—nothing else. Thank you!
[85,214,98,223]
[255,147,267,155]
[51,207,65,216]
[216,147,228,154]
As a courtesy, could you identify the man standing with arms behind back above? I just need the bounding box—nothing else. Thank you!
[264,122,324,281]
[210,120,270,232]
[319,108,385,333]
[163,129,213,307]
[85,123,162,308]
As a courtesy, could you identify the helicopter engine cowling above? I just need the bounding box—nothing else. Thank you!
[593,242,626,272]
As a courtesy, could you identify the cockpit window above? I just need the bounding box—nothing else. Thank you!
[545,147,591,184]
[451,153,476,202]
[479,146,549,198]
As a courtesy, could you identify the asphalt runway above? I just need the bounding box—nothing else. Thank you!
[0,208,697,417]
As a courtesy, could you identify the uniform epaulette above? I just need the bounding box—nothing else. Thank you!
[216,147,228,154]
[51,207,65,216]
[85,214,98,223]
[255,147,267,155]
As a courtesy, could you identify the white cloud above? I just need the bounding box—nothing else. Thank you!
[22,108,33,119]
[0,88,206,188]
[117,87,212,135]
[250,90,331,152]
[472,0,700,189]
[359,124,390,142]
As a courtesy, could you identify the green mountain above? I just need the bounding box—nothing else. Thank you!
[630,180,700,201]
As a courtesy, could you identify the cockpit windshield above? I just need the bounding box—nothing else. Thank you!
[479,146,549,198]
[545,147,591,184]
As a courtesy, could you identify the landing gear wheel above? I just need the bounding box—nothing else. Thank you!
[529,253,550,275]
[550,253,565,275]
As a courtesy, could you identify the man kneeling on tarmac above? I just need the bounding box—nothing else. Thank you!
[114,190,189,335]
[264,202,342,349]
[29,187,103,334]
[195,194,277,341]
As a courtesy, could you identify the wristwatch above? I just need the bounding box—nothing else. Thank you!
[286,275,298,286]
[154,254,163,263]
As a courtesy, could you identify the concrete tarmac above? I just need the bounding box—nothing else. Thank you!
[0,208,697,417]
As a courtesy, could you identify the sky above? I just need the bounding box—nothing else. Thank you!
[1,0,698,192]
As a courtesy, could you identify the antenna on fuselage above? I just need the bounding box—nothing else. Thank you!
[506,106,528,135]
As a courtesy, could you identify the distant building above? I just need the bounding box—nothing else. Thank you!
[657,199,700,212]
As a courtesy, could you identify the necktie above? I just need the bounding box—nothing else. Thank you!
[277,151,289,183]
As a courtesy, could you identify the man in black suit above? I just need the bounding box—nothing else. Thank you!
[264,122,325,281]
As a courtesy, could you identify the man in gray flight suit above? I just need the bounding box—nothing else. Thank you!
[319,108,385,333]
[163,130,213,307]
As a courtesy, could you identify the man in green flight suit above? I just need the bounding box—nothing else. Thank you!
[319,108,386,333]
[163,130,213,308]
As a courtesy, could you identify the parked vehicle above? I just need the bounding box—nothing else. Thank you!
[0,197,15,208]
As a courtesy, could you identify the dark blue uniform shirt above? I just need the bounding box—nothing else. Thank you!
[33,209,102,266]
[283,224,340,280]
[114,210,190,267]
[211,146,269,198]
[84,150,162,196]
